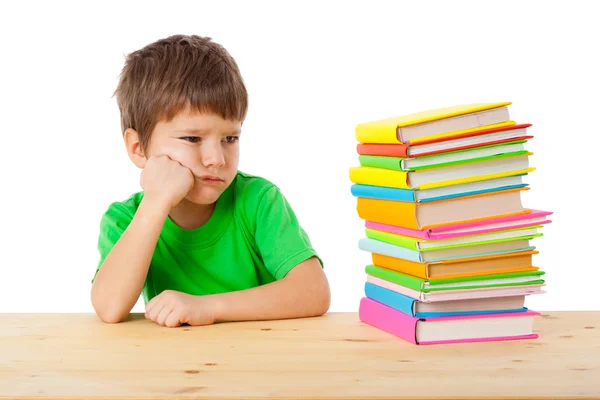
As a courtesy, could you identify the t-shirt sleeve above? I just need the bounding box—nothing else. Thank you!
[92,202,134,283]
[254,185,323,280]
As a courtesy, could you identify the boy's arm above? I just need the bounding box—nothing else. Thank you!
[91,155,194,323]
[91,198,169,323]
[199,184,330,322]
[144,256,330,326]
[211,256,330,321]
[144,183,329,327]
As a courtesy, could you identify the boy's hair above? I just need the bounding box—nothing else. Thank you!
[114,34,248,152]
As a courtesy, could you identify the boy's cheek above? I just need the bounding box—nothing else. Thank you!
[156,147,196,171]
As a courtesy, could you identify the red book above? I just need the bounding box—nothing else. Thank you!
[357,123,532,158]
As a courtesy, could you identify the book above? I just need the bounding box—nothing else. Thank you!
[359,237,537,263]
[364,281,527,317]
[350,174,528,203]
[365,264,545,292]
[349,153,533,190]
[357,123,532,158]
[359,297,539,345]
[367,274,546,302]
[357,187,528,230]
[366,225,542,251]
[355,102,513,144]
[358,141,529,172]
[371,250,538,280]
[353,102,550,345]
[365,209,553,240]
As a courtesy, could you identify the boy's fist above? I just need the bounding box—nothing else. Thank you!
[140,155,195,208]
[144,290,218,328]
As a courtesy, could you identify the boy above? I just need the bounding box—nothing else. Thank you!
[91,34,330,327]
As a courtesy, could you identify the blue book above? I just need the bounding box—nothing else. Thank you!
[350,174,529,203]
[358,237,536,263]
[364,282,527,318]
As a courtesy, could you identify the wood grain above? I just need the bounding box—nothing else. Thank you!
[1,311,599,399]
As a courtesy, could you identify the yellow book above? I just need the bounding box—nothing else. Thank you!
[355,102,513,144]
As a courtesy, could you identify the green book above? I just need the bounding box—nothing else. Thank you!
[365,264,545,292]
[365,226,543,251]
[359,140,529,172]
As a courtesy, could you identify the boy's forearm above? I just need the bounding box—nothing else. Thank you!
[91,197,169,323]
[208,258,330,322]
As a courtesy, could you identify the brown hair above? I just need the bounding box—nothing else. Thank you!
[114,34,248,152]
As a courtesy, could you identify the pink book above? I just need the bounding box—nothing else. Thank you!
[359,297,540,345]
[365,209,553,240]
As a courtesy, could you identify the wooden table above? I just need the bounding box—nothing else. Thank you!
[1,311,598,399]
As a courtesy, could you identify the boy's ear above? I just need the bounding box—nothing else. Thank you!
[124,128,146,169]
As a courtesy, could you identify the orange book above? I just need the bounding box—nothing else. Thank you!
[356,187,529,230]
[372,251,539,280]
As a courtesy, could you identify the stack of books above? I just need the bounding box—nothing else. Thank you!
[349,102,552,345]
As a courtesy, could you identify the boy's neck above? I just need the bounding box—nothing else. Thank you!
[168,200,216,230]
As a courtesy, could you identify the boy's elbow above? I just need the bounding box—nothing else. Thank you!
[91,289,128,324]
[97,309,127,324]
[312,296,330,317]
[309,280,331,317]
[93,302,128,324]
[301,259,331,317]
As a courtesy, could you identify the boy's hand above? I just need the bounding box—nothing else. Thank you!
[140,155,195,209]
[144,290,218,328]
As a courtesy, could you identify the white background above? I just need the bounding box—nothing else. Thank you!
[1,0,598,313]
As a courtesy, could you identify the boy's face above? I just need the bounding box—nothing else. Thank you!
[145,107,241,205]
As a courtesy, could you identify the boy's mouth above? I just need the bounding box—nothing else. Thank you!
[196,175,225,185]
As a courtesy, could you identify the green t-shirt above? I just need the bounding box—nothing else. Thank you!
[93,171,322,304]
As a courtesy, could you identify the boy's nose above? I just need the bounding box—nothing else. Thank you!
[200,142,225,168]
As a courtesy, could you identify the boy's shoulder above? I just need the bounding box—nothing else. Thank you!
[101,191,143,224]
[231,170,279,203]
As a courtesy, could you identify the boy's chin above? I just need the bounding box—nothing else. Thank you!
[183,186,223,205]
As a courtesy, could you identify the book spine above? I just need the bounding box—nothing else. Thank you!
[366,228,420,250]
[372,253,429,279]
[359,297,419,344]
[357,143,409,157]
[359,239,422,263]
[357,197,419,229]
[364,282,416,316]
[350,184,416,202]
[359,155,405,171]
[365,264,424,291]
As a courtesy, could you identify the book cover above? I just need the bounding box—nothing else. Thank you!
[355,102,513,144]
[364,282,527,318]
[356,123,533,157]
[359,297,539,345]
[365,210,553,240]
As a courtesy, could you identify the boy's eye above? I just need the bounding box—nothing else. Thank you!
[224,136,239,143]
[181,136,200,143]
